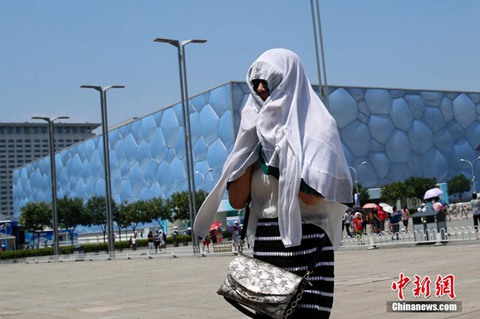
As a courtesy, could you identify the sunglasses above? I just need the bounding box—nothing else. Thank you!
[251,79,270,94]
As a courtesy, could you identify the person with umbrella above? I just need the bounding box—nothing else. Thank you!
[209,222,222,245]
[424,187,444,211]
[377,205,387,232]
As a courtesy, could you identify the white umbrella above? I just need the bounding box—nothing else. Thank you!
[379,202,393,213]
[424,187,443,200]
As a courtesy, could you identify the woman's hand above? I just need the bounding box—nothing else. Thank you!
[299,191,322,205]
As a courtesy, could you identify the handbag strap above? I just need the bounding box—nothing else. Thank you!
[240,201,251,242]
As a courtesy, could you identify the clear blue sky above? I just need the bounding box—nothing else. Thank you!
[1,0,479,127]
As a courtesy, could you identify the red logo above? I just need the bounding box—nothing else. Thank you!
[392,274,455,300]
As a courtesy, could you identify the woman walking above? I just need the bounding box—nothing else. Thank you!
[194,49,352,318]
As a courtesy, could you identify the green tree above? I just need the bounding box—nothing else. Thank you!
[115,201,131,240]
[447,174,471,202]
[118,200,150,234]
[19,202,52,248]
[145,197,171,231]
[404,176,437,201]
[85,196,118,242]
[58,197,90,246]
[380,181,407,203]
[165,191,190,221]
[164,190,209,227]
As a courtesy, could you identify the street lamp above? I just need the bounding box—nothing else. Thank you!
[154,37,207,250]
[81,85,124,257]
[309,0,329,110]
[348,161,367,206]
[31,116,69,258]
[460,156,480,193]
[195,168,213,191]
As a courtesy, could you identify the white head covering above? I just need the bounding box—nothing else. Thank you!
[194,48,352,247]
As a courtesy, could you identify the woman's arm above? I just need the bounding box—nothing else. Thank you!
[228,165,253,209]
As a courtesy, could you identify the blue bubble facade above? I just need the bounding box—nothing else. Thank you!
[13,82,480,221]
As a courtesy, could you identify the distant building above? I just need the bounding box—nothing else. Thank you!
[11,82,480,235]
[0,122,100,216]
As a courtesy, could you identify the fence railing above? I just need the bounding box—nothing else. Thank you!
[17,225,479,263]
[340,226,479,248]
[23,242,252,264]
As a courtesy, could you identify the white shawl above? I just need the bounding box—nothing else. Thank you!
[194,48,352,248]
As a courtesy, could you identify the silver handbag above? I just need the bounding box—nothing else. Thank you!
[217,253,310,319]
[217,204,322,319]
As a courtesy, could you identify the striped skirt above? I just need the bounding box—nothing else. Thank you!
[253,218,334,319]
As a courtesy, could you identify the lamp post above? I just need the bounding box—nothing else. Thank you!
[348,161,367,206]
[195,168,213,191]
[460,156,480,193]
[81,85,124,257]
[310,0,329,110]
[154,37,206,251]
[31,116,69,258]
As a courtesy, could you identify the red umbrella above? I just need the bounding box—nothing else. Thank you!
[210,222,222,230]
[362,203,377,209]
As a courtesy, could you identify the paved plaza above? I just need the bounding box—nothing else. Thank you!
[0,238,479,319]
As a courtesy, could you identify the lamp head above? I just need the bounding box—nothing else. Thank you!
[154,38,180,47]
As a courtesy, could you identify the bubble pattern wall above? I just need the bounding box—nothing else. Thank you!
[13,82,480,220]
[329,87,480,188]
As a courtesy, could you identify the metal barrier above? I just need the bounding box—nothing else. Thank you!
[15,227,480,264]
[339,226,479,248]
[21,242,254,264]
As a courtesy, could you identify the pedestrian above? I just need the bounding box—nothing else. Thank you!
[216,226,223,244]
[231,221,241,251]
[366,209,375,235]
[372,208,381,234]
[209,228,217,245]
[377,205,386,232]
[401,205,410,232]
[353,212,363,237]
[172,226,179,247]
[129,234,137,251]
[147,230,154,253]
[390,207,402,240]
[194,49,352,318]
[343,210,353,238]
[470,193,480,239]
[432,197,442,212]
[160,229,166,251]
[202,234,211,253]
[153,231,161,253]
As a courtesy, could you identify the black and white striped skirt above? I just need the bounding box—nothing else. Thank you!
[253,218,334,319]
